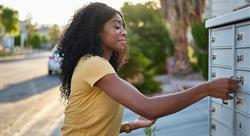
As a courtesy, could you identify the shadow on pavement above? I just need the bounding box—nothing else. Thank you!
[0,75,60,103]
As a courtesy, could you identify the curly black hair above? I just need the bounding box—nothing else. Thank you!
[57,2,128,100]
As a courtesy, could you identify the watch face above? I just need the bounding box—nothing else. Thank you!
[124,123,131,133]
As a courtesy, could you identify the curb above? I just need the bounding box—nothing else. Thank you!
[0,51,50,63]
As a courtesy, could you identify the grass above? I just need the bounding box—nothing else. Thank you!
[0,52,16,58]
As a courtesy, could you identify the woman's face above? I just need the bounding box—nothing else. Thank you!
[99,13,127,54]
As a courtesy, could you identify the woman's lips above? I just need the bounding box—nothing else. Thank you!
[118,39,127,42]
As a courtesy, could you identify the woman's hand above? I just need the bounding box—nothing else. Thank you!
[133,116,156,128]
[120,116,156,133]
[206,77,239,100]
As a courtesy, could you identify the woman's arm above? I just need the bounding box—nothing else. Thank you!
[96,73,238,120]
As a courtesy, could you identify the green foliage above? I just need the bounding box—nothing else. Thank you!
[14,34,20,46]
[48,24,61,46]
[121,2,174,74]
[119,1,173,95]
[191,20,208,80]
[24,16,37,47]
[119,47,151,78]
[144,126,160,136]
[29,34,41,48]
[137,71,162,95]
[0,5,20,35]
[28,33,47,48]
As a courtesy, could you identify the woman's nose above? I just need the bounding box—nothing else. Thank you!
[121,29,127,38]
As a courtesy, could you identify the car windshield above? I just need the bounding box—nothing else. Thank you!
[51,46,58,54]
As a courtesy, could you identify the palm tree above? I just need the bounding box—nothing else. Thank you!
[160,0,206,75]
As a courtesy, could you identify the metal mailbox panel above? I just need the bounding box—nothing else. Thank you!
[210,67,233,79]
[236,24,250,47]
[211,49,233,66]
[211,28,234,47]
[235,91,250,115]
[235,48,250,69]
[210,119,233,136]
[210,102,234,129]
[211,97,234,109]
[235,112,250,136]
[235,131,248,136]
[235,70,250,93]
[208,8,250,136]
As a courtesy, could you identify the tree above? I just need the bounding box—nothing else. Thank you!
[120,1,174,94]
[121,1,174,74]
[24,14,36,47]
[191,20,208,80]
[0,5,19,35]
[48,24,61,47]
[160,0,206,75]
[0,5,20,47]
[27,33,48,49]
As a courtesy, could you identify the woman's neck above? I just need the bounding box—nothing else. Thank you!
[102,50,112,61]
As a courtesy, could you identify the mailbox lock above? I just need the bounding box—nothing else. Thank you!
[211,37,216,43]
[211,72,216,78]
[235,96,244,105]
[212,54,217,60]
[236,76,244,85]
[211,124,216,130]
[236,54,244,62]
[211,106,216,112]
[237,32,244,41]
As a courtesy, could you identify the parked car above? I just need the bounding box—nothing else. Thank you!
[48,45,62,75]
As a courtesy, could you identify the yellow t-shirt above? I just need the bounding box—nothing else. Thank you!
[61,55,124,136]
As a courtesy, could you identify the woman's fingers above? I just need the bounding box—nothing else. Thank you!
[209,77,240,99]
[229,78,239,90]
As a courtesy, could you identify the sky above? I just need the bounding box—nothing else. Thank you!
[1,0,151,26]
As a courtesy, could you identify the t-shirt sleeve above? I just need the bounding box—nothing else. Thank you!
[78,56,116,87]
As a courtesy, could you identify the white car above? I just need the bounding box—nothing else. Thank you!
[48,46,61,75]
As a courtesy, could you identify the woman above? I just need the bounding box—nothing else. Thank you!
[58,2,238,136]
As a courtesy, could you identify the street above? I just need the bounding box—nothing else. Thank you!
[1,52,64,136]
[1,52,209,136]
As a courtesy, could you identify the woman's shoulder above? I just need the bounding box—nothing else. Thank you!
[77,54,111,67]
[79,54,107,63]
[75,54,115,76]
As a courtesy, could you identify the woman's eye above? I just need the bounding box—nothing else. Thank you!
[115,26,120,29]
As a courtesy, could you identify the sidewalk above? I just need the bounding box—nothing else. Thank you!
[156,73,205,94]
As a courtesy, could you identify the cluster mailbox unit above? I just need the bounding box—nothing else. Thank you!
[206,6,250,136]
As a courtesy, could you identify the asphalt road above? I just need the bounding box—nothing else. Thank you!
[1,52,64,136]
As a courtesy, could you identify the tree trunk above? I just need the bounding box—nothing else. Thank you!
[170,22,192,75]
[160,0,206,75]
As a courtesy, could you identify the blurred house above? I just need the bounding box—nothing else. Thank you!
[1,21,26,52]
[20,21,27,48]
[2,35,15,52]
[37,25,50,49]
[38,25,49,36]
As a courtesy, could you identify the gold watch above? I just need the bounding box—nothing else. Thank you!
[123,122,131,133]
